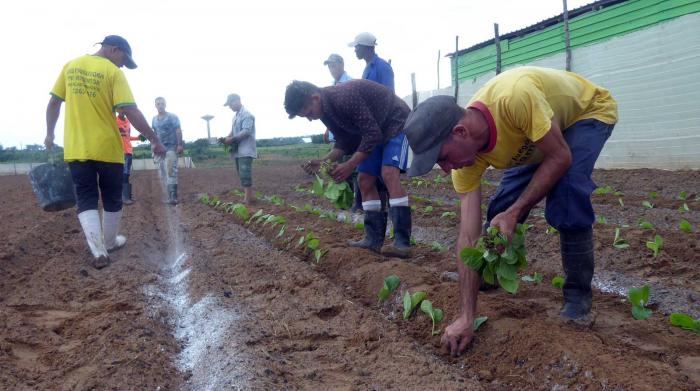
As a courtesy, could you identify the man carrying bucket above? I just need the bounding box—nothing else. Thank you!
[45,35,166,269]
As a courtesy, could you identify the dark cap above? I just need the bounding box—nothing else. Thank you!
[284,80,319,119]
[223,93,241,106]
[99,35,137,69]
[405,95,465,177]
[323,54,344,65]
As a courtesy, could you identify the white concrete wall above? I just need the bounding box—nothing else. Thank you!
[0,157,194,176]
[409,12,700,170]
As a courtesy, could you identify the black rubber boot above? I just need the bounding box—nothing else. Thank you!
[559,227,594,320]
[348,211,387,253]
[122,183,133,205]
[350,176,363,213]
[167,184,178,205]
[383,206,412,258]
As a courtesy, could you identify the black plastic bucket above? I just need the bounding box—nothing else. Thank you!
[28,162,76,212]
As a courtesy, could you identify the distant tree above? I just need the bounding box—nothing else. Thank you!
[25,144,44,152]
[310,134,325,144]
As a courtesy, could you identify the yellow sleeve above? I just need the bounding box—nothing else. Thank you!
[506,79,553,142]
[50,63,67,100]
[451,158,488,193]
[111,69,136,110]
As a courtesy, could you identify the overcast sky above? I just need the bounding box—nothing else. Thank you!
[0,0,591,149]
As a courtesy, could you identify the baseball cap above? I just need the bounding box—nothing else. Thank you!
[405,95,465,177]
[223,93,240,106]
[348,32,377,47]
[99,35,137,69]
[323,53,344,65]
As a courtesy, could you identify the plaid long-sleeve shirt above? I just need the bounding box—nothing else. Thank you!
[320,79,410,155]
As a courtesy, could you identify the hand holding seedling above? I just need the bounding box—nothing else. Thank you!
[489,209,519,239]
[301,159,323,175]
[330,162,355,182]
[441,316,474,357]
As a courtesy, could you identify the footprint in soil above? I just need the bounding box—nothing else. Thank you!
[316,306,342,320]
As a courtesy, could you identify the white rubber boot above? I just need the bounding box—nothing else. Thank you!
[103,210,127,252]
[77,210,110,269]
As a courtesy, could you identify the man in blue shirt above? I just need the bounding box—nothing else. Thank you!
[152,97,184,204]
[348,32,395,92]
[323,54,353,144]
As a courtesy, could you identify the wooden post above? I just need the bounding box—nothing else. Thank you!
[411,73,418,109]
[563,0,572,71]
[437,50,441,90]
[454,36,459,101]
[494,23,502,74]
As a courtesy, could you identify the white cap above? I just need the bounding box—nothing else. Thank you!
[348,32,377,47]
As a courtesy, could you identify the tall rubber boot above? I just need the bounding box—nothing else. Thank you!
[103,210,127,253]
[559,227,594,320]
[167,184,178,205]
[383,206,412,258]
[122,183,133,205]
[348,211,387,253]
[77,210,110,269]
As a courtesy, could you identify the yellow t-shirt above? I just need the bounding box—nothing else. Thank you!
[51,55,136,163]
[452,66,618,193]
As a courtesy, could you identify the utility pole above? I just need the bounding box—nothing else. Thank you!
[201,115,214,142]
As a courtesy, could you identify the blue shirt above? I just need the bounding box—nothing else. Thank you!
[151,112,181,149]
[362,55,394,92]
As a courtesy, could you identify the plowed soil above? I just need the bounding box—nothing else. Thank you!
[1,158,698,390]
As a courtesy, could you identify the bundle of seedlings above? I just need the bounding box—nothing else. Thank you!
[311,161,354,210]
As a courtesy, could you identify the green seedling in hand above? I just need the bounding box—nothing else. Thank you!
[645,235,663,257]
[628,285,652,320]
[613,228,630,249]
[431,241,447,252]
[679,219,694,233]
[403,291,427,320]
[521,272,543,284]
[441,211,457,219]
[377,275,401,304]
[669,313,700,335]
[552,276,565,289]
[473,316,488,331]
[638,219,654,230]
[420,300,444,336]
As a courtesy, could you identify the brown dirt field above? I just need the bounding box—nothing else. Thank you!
[1,161,698,390]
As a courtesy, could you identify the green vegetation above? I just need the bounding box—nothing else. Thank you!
[377,275,401,303]
[431,241,448,252]
[628,285,652,320]
[521,272,543,284]
[669,313,700,335]
[638,219,654,230]
[441,211,457,219]
[420,300,444,336]
[403,291,427,320]
[473,316,488,331]
[613,228,630,249]
[645,235,663,257]
[551,276,565,289]
[642,200,654,209]
[312,162,353,209]
[679,219,694,233]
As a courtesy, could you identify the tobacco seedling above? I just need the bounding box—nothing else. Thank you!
[353,222,364,231]
[642,200,654,209]
[411,178,427,187]
[596,216,607,224]
[294,185,307,193]
[248,209,264,224]
[431,241,448,252]
[679,203,690,213]
[628,285,652,320]
[679,219,694,233]
[268,195,284,206]
[460,224,532,294]
[593,185,615,195]
[669,313,700,335]
[521,272,543,284]
[648,191,658,200]
[441,211,457,219]
[551,276,565,289]
[313,249,327,263]
[546,226,558,235]
[424,205,434,214]
[276,225,286,239]
[420,300,444,336]
[480,178,494,187]
[226,203,250,220]
[638,219,654,229]
[678,191,688,200]
[473,316,488,331]
[613,228,630,249]
[645,235,663,257]
[434,175,449,184]
[199,194,211,204]
[377,275,401,303]
[403,291,427,320]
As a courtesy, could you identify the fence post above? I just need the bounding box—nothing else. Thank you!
[494,23,502,74]
[454,36,459,101]
[437,50,441,90]
[563,0,572,71]
[411,73,418,109]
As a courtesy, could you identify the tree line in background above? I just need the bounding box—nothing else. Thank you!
[0,135,326,163]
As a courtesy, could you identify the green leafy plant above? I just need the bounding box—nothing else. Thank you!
[473,316,488,331]
[420,300,444,336]
[431,241,448,252]
[679,203,690,213]
[423,205,434,214]
[642,200,654,209]
[225,203,250,220]
[678,191,688,200]
[276,225,286,239]
[248,209,264,224]
[645,235,663,257]
[460,224,532,294]
[551,276,565,289]
[433,175,449,184]
[596,215,607,224]
[480,178,494,187]
[546,226,558,235]
[521,272,543,284]
[199,193,211,204]
[638,219,654,230]
[593,185,615,195]
[669,313,700,335]
[403,291,427,320]
[377,275,401,304]
[353,222,364,231]
[441,211,457,219]
[648,191,658,200]
[267,195,284,206]
[294,185,307,193]
[411,178,427,187]
[628,285,652,320]
[613,228,630,249]
[679,219,694,233]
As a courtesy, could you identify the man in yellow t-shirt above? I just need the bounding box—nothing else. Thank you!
[45,35,166,269]
[405,66,617,356]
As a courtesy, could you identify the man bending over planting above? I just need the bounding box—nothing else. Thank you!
[284,79,412,258]
[404,66,617,356]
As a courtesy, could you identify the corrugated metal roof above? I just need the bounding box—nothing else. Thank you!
[448,0,629,57]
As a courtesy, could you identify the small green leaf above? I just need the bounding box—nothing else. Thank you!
[424,205,434,213]
[679,219,693,233]
[678,191,688,200]
[497,275,519,294]
[460,247,485,271]
[632,306,652,320]
[552,276,565,289]
[546,226,558,235]
[669,313,700,334]
[403,291,427,320]
[596,215,607,224]
[638,219,654,230]
[521,272,543,284]
[473,316,488,331]
[642,200,654,209]
[648,191,658,199]
[441,211,457,219]
[377,275,401,303]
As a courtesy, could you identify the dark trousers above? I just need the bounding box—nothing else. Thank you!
[69,160,123,213]
[486,119,615,232]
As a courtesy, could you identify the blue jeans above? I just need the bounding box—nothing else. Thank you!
[123,154,133,183]
[486,119,614,232]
